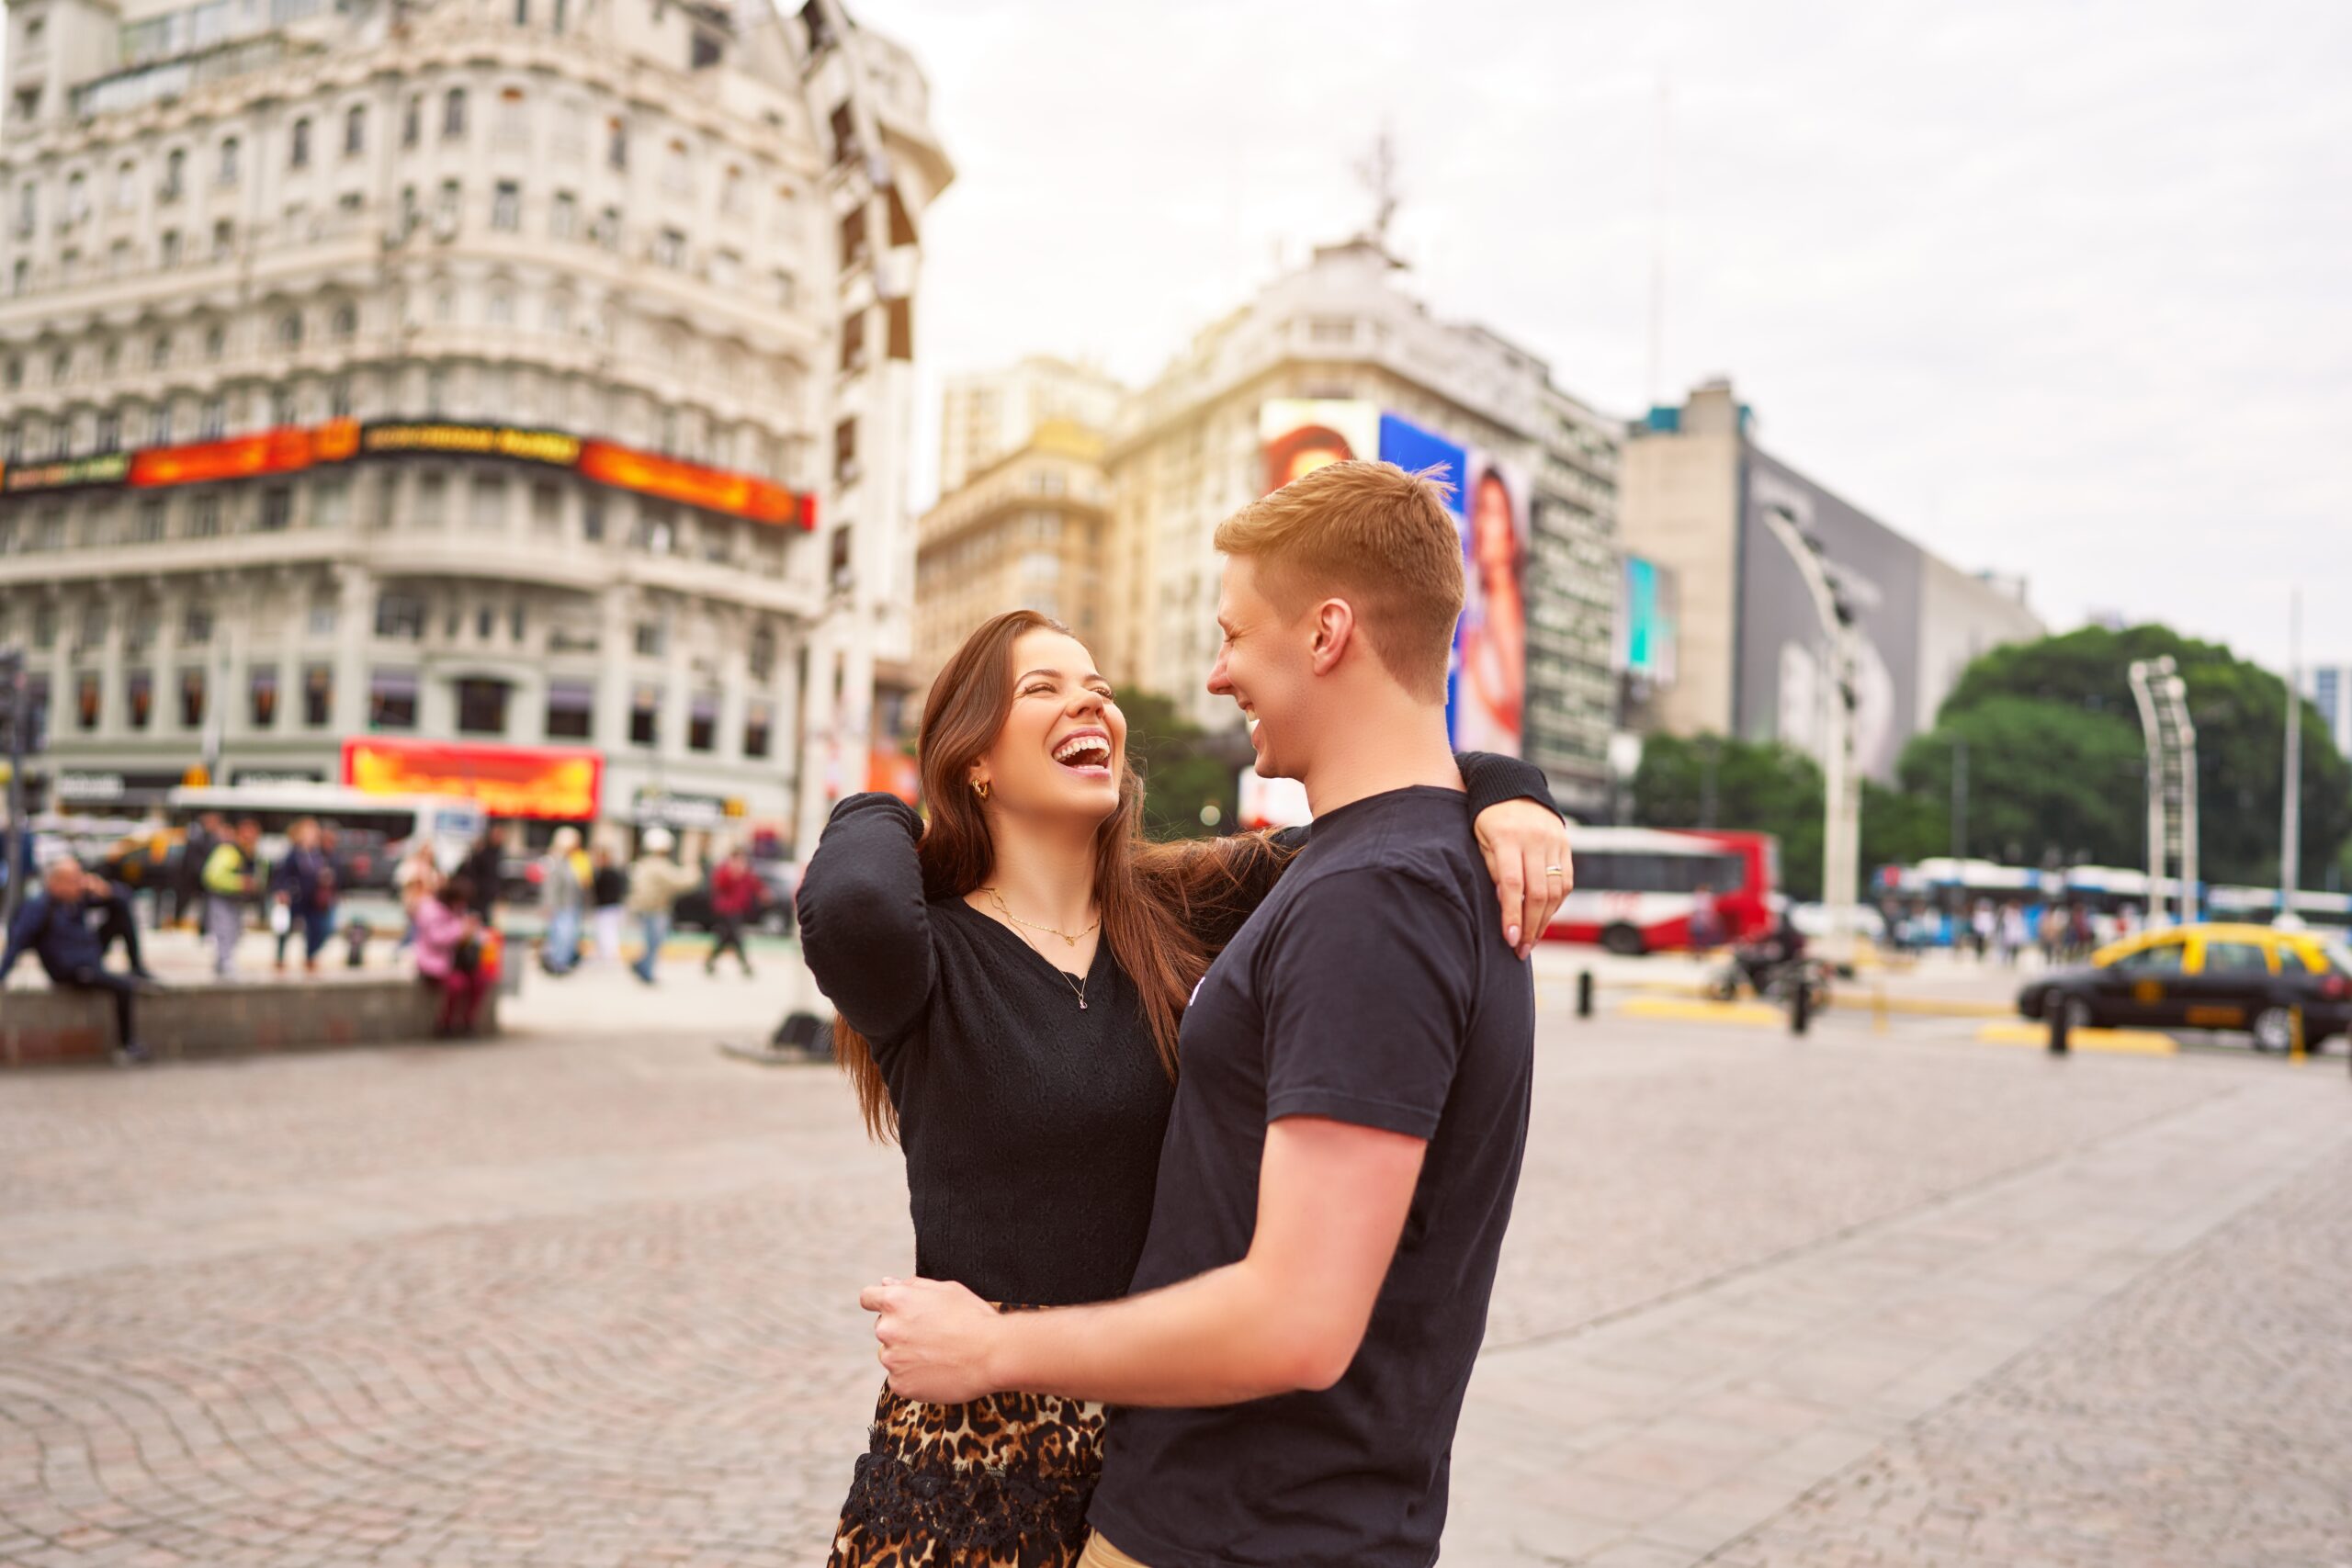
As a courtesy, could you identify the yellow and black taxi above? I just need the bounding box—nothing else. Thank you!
[2017,922,2352,1052]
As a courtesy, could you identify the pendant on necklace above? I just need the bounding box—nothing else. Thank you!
[1079,998,1087,1010]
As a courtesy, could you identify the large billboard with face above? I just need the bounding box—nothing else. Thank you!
[1259,400,1381,492]
[1736,451,1925,783]
[1452,448,1531,757]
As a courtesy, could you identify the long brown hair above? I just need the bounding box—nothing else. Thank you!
[834,611,1287,1141]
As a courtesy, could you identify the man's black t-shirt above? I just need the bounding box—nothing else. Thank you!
[1089,785,1535,1568]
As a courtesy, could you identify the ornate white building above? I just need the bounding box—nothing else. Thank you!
[0,0,949,850]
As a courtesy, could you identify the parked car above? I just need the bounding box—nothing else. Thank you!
[2016,921,2352,1052]
[673,861,797,937]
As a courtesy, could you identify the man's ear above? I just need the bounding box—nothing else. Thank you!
[1307,597,1356,678]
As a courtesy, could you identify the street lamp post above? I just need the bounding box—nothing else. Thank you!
[1761,503,1861,966]
[2128,657,2199,927]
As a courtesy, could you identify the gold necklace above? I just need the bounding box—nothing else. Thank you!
[980,887,1095,1010]
[979,886,1100,948]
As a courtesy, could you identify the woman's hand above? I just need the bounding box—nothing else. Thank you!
[1474,799,1573,960]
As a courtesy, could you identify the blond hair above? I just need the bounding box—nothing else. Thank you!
[1214,459,1464,701]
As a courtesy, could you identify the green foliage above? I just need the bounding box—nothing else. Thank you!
[1628,622,2350,897]
[1921,625,2350,886]
[1117,688,1244,842]
[1629,734,1824,899]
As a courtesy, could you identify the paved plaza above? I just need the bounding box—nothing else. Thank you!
[2,951,2348,1567]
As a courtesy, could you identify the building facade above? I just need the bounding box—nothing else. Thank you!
[2301,663,2352,761]
[936,354,1120,496]
[912,417,1108,682]
[0,0,950,852]
[1102,239,1620,815]
[1620,379,2044,783]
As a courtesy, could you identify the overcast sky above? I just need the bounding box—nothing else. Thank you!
[855,0,2350,672]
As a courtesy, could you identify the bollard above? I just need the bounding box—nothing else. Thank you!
[2048,999,2070,1055]
[2290,1006,2306,1064]
[1791,975,1811,1035]
[1577,970,1595,1020]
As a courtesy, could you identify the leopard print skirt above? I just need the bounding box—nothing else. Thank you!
[825,1381,1108,1568]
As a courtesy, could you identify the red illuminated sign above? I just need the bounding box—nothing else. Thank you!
[343,738,604,821]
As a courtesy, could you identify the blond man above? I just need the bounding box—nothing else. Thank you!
[864,461,1545,1568]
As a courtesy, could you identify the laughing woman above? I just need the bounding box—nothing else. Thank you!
[800,610,1569,1568]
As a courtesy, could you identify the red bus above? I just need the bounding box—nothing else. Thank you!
[1542,827,1780,955]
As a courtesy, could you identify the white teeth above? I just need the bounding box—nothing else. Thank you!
[1054,736,1111,766]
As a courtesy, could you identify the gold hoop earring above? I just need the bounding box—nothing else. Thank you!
[973,779,990,801]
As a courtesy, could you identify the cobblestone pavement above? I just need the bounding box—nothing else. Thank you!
[2,964,2346,1566]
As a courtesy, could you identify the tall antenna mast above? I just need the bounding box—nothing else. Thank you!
[1646,74,1671,409]
[1354,128,1400,253]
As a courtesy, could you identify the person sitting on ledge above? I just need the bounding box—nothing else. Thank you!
[411,874,493,1039]
[0,856,162,1066]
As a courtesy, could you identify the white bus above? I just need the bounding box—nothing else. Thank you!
[165,784,485,893]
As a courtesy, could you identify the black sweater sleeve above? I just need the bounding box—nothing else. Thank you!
[796,793,935,1051]
[1456,750,1563,823]
[1146,754,1559,956]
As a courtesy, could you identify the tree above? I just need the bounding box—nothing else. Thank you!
[1629,734,1825,900]
[1918,626,2351,886]
[1117,688,1247,842]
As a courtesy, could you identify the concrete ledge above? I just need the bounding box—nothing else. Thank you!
[0,975,501,1066]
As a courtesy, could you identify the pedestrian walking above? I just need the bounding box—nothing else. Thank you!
[537,826,591,976]
[461,829,505,926]
[0,857,162,1065]
[1971,897,1997,962]
[2069,901,2095,961]
[625,829,699,985]
[589,845,628,966]
[2038,902,2066,968]
[704,842,761,977]
[201,818,263,978]
[1998,901,2029,967]
[269,817,338,975]
[172,810,222,930]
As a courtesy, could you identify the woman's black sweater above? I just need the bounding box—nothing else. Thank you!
[795,753,1555,1307]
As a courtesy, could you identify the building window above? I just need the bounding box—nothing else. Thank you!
[838,205,868,271]
[443,87,468,139]
[605,116,627,169]
[126,670,153,731]
[218,137,240,184]
[331,302,357,339]
[96,410,119,452]
[179,668,207,728]
[31,605,57,649]
[368,669,418,730]
[496,87,527,144]
[211,219,233,259]
[314,479,350,529]
[492,181,520,231]
[402,95,421,146]
[774,268,797,310]
[469,476,507,530]
[634,620,665,657]
[834,417,858,485]
[629,685,659,747]
[76,673,100,732]
[582,495,605,542]
[436,179,460,229]
[163,148,185,199]
[688,693,718,753]
[545,679,593,739]
[475,605,495,640]
[887,297,913,361]
[345,105,366,155]
[188,494,220,536]
[455,678,509,736]
[654,227,684,267]
[204,323,225,360]
[249,665,279,728]
[303,664,333,727]
[743,701,771,760]
[374,592,425,639]
[594,206,620,250]
[182,603,214,643]
[160,229,181,266]
[133,498,165,541]
[113,159,138,211]
[277,310,302,347]
[840,308,865,372]
[550,190,576,240]
[531,481,560,535]
[289,118,311,168]
[749,625,775,680]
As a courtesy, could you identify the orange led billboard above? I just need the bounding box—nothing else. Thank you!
[578,442,808,528]
[343,738,604,821]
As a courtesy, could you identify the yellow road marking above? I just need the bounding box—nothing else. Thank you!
[1620,998,1787,1028]
[1976,1022,2177,1055]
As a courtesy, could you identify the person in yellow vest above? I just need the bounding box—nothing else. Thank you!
[201,818,263,978]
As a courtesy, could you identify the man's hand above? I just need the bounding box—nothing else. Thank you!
[860,1276,1002,1404]
[1473,798,1573,959]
